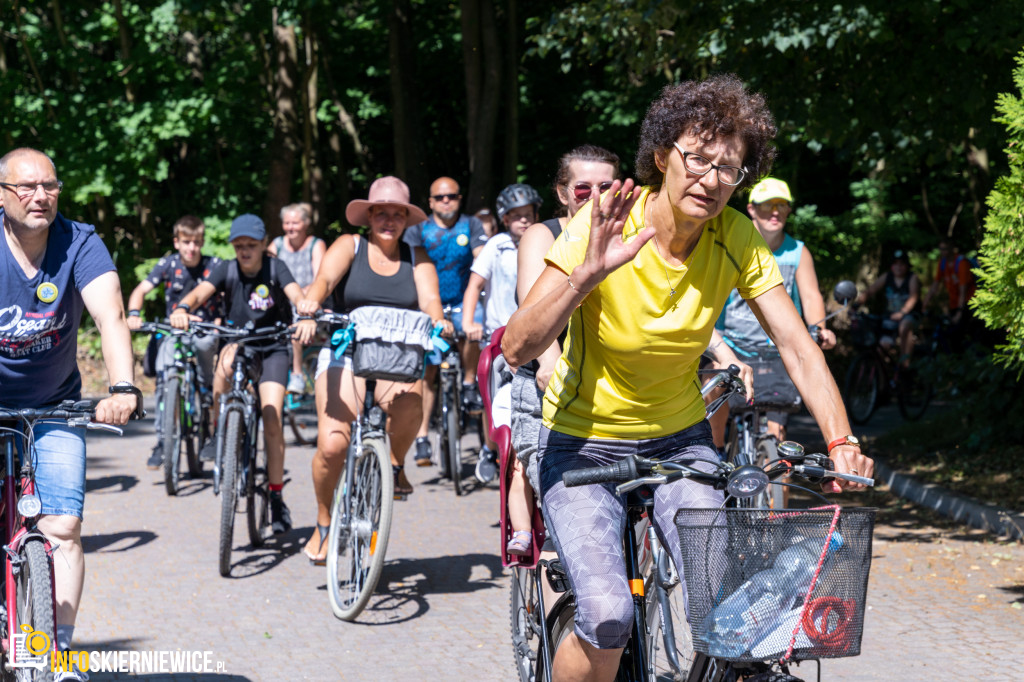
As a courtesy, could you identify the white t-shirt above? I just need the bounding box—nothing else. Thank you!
[470,233,519,335]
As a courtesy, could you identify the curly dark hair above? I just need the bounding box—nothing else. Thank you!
[634,74,777,190]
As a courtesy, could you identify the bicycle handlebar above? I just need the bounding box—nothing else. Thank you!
[0,400,125,435]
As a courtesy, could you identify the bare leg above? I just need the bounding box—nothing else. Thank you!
[462,337,481,384]
[416,365,438,440]
[508,460,533,532]
[552,633,622,682]
[258,381,287,486]
[305,367,353,559]
[38,515,84,628]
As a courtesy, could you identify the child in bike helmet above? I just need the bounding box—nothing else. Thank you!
[462,183,542,487]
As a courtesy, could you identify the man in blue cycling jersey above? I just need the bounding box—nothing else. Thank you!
[710,177,836,444]
[402,176,488,465]
[0,147,139,678]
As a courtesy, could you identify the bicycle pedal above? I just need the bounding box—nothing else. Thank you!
[393,492,409,501]
[545,560,571,593]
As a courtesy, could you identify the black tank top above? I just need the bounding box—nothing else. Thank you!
[337,236,418,311]
[542,217,562,241]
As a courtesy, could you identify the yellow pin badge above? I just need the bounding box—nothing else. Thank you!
[456,234,470,247]
[255,284,270,299]
[36,282,59,303]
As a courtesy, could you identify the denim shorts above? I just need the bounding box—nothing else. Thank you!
[315,345,353,380]
[449,304,484,334]
[17,423,88,518]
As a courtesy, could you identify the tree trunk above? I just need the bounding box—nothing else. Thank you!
[388,0,427,202]
[502,0,519,186]
[262,9,301,239]
[301,14,324,232]
[462,0,503,213]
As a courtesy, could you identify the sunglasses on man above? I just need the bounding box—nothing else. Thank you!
[572,182,615,202]
[431,193,460,202]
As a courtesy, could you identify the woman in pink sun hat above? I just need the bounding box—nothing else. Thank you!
[295,176,450,564]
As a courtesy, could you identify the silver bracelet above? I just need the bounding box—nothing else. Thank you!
[567,274,584,294]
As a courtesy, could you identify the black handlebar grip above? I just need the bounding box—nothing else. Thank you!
[562,457,639,488]
[727,364,740,376]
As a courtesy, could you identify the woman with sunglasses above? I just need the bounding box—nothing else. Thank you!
[502,75,874,681]
[505,145,619,557]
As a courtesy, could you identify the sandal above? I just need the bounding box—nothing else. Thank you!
[304,523,330,565]
[506,530,533,556]
[393,465,414,499]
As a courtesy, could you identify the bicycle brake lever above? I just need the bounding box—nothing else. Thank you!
[86,423,124,435]
[615,475,667,495]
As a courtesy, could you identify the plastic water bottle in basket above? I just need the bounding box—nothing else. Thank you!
[703,533,843,658]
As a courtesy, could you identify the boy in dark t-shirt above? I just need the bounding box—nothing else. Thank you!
[126,215,222,468]
[171,214,305,534]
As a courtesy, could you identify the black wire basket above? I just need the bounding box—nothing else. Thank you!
[675,506,876,663]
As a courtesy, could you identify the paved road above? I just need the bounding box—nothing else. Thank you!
[72,403,1022,681]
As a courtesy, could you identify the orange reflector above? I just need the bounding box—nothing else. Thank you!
[630,579,644,596]
[370,531,378,555]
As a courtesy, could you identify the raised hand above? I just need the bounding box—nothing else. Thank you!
[572,179,655,291]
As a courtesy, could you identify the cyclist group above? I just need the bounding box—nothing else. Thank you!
[12,71,991,682]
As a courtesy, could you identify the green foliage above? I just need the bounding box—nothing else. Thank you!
[973,49,1024,377]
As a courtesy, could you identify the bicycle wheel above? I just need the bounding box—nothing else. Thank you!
[327,436,394,621]
[447,389,463,496]
[186,386,208,479]
[754,437,783,510]
[844,353,881,425]
[897,361,933,421]
[218,410,243,577]
[14,537,55,682]
[510,566,542,682]
[647,575,694,682]
[247,417,270,547]
[436,376,452,480]
[161,376,185,496]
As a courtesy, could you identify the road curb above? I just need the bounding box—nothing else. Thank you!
[873,455,1024,541]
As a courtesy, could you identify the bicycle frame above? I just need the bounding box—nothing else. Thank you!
[214,347,261,496]
[0,429,55,667]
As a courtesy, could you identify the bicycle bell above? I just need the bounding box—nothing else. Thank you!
[778,441,805,459]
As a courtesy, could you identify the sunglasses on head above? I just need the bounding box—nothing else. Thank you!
[572,182,615,202]
[431,193,459,202]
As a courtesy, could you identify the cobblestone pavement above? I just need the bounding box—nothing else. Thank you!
[71,404,1022,681]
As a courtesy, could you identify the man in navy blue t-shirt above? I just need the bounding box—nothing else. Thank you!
[402,176,489,465]
[0,147,139,666]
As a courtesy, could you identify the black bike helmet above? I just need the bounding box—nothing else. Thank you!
[495,183,543,220]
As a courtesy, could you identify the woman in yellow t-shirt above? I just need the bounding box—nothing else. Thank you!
[502,74,874,681]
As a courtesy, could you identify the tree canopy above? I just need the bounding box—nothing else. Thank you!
[3,0,1022,293]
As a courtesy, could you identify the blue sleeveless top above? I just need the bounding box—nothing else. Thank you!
[716,233,804,354]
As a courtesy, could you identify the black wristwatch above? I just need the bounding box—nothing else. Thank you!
[109,382,146,420]
[128,309,141,317]
[176,302,192,313]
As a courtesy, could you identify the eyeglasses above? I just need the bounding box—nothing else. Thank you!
[672,143,746,186]
[430,193,460,202]
[754,199,791,212]
[572,182,615,203]
[0,181,64,198]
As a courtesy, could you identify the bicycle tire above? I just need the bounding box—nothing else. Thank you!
[13,537,55,682]
[896,361,933,421]
[436,376,452,480]
[161,376,184,496]
[327,436,394,621]
[844,353,881,425]
[218,410,243,577]
[754,437,783,510]
[247,417,270,547]
[447,387,463,496]
[510,566,541,682]
[647,558,694,682]
[186,386,207,479]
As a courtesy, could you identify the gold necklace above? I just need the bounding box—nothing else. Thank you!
[646,200,684,298]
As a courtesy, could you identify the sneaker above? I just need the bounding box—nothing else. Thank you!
[475,446,498,484]
[200,439,217,462]
[414,437,432,467]
[286,372,306,394]
[54,671,90,681]
[146,444,163,470]
[270,491,292,535]
[462,383,483,414]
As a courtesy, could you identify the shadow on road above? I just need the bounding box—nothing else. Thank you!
[319,551,505,626]
[83,530,157,553]
[224,529,306,579]
[87,474,139,494]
